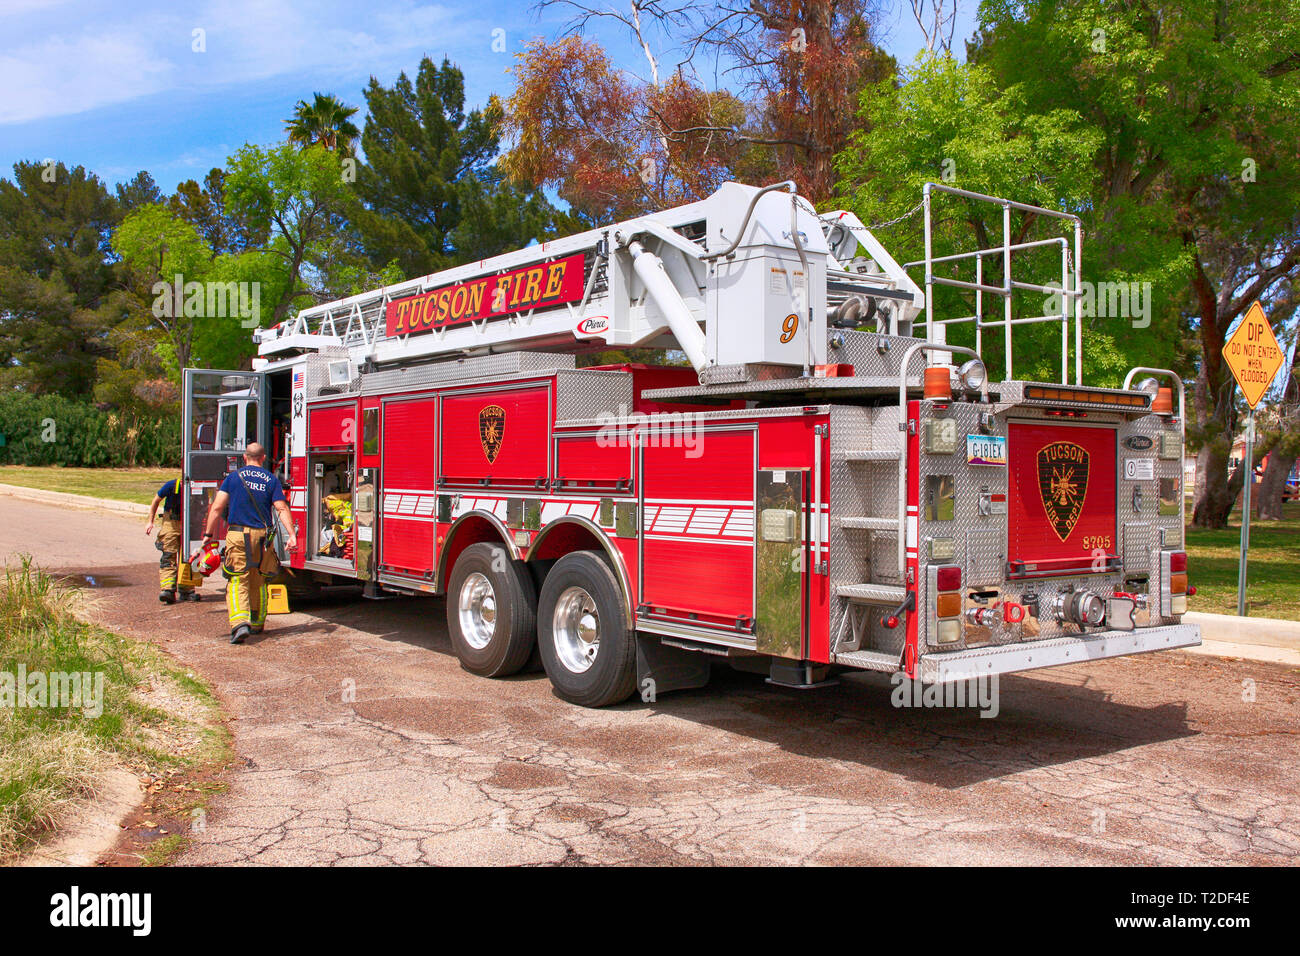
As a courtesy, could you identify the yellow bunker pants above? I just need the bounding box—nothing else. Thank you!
[223,528,269,630]
[157,516,194,594]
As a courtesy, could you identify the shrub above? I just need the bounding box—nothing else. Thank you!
[0,393,180,468]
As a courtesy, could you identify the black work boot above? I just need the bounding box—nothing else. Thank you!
[159,590,176,604]
[230,624,251,645]
[180,590,201,602]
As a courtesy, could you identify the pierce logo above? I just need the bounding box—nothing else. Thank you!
[1123,435,1153,450]
[479,405,505,464]
[1037,441,1089,541]
[576,315,610,337]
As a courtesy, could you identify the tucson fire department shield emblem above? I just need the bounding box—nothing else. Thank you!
[479,405,505,464]
[1037,441,1089,541]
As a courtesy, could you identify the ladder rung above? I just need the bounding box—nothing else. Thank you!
[840,516,899,531]
[844,449,901,461]
[837,584,907,603]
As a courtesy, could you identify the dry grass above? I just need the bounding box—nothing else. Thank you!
[0,557,225,861]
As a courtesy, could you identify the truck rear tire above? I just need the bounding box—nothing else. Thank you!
[446,542,537,677]
[537,550,636,707]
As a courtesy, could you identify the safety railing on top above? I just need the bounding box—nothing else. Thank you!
[903,182,1084,385]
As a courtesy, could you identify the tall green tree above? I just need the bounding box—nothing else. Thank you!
[351,57,577,278]
[169,168,266,256]
[112,203,215,373]
[223,141,366,328]
[0,162,126,396]
[286,93,361,156]
[972,0,1300,527]
[835,54,1112,383]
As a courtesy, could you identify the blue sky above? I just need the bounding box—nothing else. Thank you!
[0,0,979,193]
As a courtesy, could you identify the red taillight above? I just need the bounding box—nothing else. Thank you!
[1169,552,1187,573]
[935,566,961,591]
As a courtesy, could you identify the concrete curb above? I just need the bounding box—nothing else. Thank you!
[1185,610,1300,649]
[0,482,149,516]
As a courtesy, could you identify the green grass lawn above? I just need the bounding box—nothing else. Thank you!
[0,466,175,506]
[1185,500,1300,620]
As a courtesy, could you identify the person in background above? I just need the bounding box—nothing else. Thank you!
[146,475,198,605]
[203,442,298,644]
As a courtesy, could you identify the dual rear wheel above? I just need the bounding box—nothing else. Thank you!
[445,545,636,707]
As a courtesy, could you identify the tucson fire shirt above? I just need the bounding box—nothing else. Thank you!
[156,478,183,519]
[219,466,287,528]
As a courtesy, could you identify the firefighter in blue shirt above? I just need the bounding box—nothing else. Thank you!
[202,443,298,644]
[146,475,197,604]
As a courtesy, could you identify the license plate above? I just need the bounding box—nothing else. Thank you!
[967,434,1006,465]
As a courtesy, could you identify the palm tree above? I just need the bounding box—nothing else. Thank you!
[285,93,361,157]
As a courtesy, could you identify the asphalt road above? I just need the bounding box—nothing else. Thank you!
[4,495,1298,865]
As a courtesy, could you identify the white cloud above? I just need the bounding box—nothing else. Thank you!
[0,0,483,126]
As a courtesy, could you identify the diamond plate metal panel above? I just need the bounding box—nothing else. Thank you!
[1123,521,1153,574]
[359,351,575,395]
[555,369,634,422]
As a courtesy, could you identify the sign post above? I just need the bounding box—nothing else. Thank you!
[1221,301,1285,616]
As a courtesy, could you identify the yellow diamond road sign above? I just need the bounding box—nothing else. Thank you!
[1223,301,1285,409]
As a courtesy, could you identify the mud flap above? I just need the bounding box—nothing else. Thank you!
[635,634,712,701]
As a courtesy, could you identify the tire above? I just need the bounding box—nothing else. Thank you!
[446,542,537,677]
[537,550,636,707]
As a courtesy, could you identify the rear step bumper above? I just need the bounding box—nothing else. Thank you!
[917,623,1201,683]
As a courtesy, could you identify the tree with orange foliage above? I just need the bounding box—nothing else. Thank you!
[500,36,750,223]
[500,1,893,217]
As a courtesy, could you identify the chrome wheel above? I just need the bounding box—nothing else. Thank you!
[552,585,600,673]
[457,571,497,649]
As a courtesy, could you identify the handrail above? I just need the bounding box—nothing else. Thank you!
[1122,367,1187,479]
[920,182,1084,384]
[895,341,983,580]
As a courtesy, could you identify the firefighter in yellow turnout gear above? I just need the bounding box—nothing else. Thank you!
[146,476,198,604]
[203,443,298,644]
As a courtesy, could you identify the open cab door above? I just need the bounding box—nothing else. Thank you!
[181,368,268,566]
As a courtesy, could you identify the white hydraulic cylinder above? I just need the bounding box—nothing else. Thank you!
[625,239,710,373]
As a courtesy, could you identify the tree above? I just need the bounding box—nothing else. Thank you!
[351,57,578,277]
[835,54,1110,382]
[223,141,359,326]
[503,1,893,215]
[0,161,124,397]
[286,93,361,156]
[169,168,266,256]
[111,203,214,373]
[973,0,1300,527]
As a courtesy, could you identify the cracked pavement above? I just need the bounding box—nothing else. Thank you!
[4,495,1298,865]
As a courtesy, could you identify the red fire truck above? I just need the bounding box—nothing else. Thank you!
[181,180,1199,707]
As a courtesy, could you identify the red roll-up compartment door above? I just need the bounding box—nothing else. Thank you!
[1007,421,1117,576]
[641,428,755,626]
[440,384,551,488]
[379,397,438,578]
[309,403,356,449]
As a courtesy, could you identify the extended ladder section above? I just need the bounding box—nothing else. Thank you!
[255,182,924,378]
